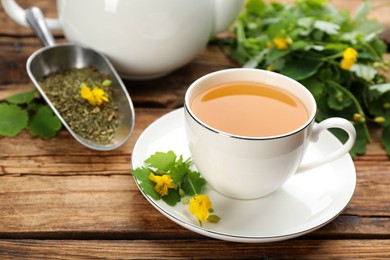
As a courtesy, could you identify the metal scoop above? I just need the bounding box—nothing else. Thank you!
[25,7,135,151]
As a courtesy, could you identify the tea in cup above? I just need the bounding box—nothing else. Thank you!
[184,68,356,200]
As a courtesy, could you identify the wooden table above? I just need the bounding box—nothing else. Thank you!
[1,0,389,258]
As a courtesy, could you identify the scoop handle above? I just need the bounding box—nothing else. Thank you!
[25,7,56,47]
[1,0,61,30]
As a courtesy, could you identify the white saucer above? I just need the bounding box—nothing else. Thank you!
[132,108,356,243]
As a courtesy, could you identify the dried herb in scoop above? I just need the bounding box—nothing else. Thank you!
[39,67,119,144]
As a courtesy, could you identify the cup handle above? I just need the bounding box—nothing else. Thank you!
[297,118,356,173]
[1,0,61,30]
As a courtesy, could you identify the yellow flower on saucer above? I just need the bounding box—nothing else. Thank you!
[149,173,175,197]
[189,194,212,223]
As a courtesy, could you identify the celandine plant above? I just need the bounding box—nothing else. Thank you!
[132,151,220,226]
[224,0,390,156]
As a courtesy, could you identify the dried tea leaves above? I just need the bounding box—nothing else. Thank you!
[39,67,119,144]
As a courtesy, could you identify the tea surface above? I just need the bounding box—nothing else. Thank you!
[190,82,309,137]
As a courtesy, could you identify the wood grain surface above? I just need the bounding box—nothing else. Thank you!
[0,0,389,259]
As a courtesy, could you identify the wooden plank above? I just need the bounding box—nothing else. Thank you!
[0,175,192,239]
[0,239,389,259]
[0,37,35,84]
[0,174,388,239]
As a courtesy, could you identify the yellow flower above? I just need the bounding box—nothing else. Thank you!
[272,37,292,50]
[189,194,212,223]
[340,47,358,70]
[149,173,175,197]
[80,83,109,106]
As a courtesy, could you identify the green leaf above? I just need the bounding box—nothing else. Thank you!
[371,83,390,94]
[243,49,268,68]
[5,90,36,104]
[280,58,322,80]
[145,151,176,172]
[266,49,290,63]
[181,171,207,196]
[300,77,326,102]
[297,17,314,29]
[327,88,353,111]
[27,106,62,138]
[382,125,390,155]
[323,43,348,51]
[162,189,181,206]
[353,2,371,21]
[139,180,160,200]
[350,134,368,156]
[27,101,44,112]
[303,0,328,7]
[170,162,189,186]
[0,103,28,137]
[131,167,152,182]
[367,90,390,121]
[314,20,340,35]
[350,63,377,81]
[355,21,384,38]
[246,0,266,16]
[132,167,161,200]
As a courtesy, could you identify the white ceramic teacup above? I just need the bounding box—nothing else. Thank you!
[2,0,243,79]
[184,68,356,200]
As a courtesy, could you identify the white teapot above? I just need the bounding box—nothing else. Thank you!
[2,0,243,79]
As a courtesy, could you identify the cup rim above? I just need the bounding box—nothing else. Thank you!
[184,68,317,140]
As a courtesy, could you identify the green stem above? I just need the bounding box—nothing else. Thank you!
[322,52,343,61]
[187,175,198,196]
[236,20,246,45]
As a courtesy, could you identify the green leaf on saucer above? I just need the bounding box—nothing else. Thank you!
[182,171,207,196]
[145,150,177,172]
[132,167,152,182]
[139,180,160,200]
[170,162,189,187]
[132,167,161,200]
[162,189,181,206]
